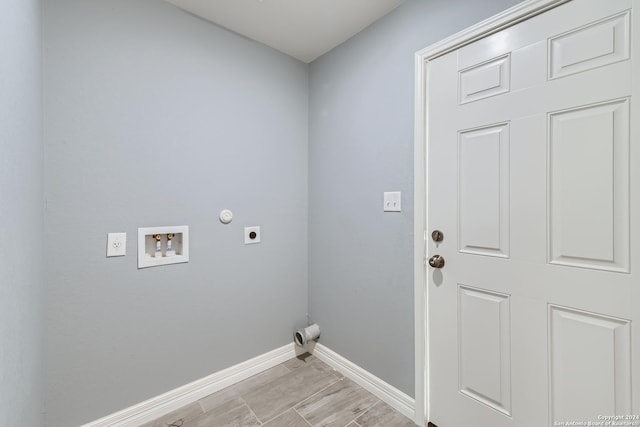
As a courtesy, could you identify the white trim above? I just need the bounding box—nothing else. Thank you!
[81,343,297,427]
[413,0,571,424]
[414,0,571,61]
[413,44,428,427]
[312,343,416,422]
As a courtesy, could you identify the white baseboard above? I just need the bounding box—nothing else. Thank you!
[311,343,416,422]
[81,342,416,427]
[81,343,297,427]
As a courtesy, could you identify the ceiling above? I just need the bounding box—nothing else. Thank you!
[164,0,406,63]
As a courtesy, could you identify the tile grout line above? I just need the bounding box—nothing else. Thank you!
[213,360,296,424]
[294,375,344,410]
[239,396,264,426]
[355,398,383,421]
[260,376,344,425]
[238,359,324,425]
[238,358,336,425]
[340,397,381,427]
[292,407,314,427]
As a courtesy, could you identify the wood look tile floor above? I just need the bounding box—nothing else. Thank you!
[142,353,416,427]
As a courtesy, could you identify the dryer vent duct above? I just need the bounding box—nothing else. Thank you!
[294,324,320,346]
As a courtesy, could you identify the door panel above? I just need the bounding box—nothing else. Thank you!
[549,11,630,79]
[427,0,638,426]
[459,55,511,104]
[548,99,630,272]
[549,305,631,421]
[458,285,512,416]
[458,123,510,257]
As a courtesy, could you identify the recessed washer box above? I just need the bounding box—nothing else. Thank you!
[137,225,189,269]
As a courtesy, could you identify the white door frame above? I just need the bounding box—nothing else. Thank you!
[412,1,571,424]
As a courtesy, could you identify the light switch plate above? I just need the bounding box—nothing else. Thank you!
[384,191,401,212]
[107,232,127,257]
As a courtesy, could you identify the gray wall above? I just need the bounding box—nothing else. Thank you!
[40,0,530,423]
[308,0,524,397]
[43,1,308,425]
[0,0,44,425]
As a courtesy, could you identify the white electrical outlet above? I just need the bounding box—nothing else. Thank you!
[244,226,261,244]
[107,232,127,257]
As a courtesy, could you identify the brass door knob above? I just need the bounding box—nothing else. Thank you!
[428,255,445,269]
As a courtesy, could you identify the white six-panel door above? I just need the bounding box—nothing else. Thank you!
[426,0,639,425]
